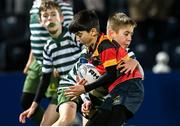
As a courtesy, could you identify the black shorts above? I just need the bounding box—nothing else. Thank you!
[86,105,133,126]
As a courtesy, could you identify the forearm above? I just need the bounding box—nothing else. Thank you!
[84,65,117,92]
[34,73,51,103]
[26,50,34,66]
[138,63,144,80]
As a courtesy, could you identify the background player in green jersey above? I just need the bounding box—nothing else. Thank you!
[19,1,84,125]
[20,0,74,125]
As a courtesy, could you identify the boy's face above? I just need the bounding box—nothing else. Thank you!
[107,25,134,48]
[75,29,96,47]
[40,8,63,34]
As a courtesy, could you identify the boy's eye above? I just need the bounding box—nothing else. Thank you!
[51,12,57,17]
[75,32,82,38]
[43,14,48,18]
[77,35,82,38]
[124,33,129,36]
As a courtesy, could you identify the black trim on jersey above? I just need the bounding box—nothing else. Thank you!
[54,59,79,70]
[98,40,120,54]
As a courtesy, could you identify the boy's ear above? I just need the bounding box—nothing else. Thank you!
[39,17,44,26]
[60,14,64,23]
[90,28,98,37]
[107,28,113,37]
[38,17,42,24]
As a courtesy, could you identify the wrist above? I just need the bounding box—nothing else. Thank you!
[31,101,38,109]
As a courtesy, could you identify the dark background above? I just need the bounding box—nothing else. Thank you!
[0,0,180,126]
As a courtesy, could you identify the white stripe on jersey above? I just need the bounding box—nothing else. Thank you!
[32,49,45,55]
[60,6,73,10]
[30,36,50,41]
[30,30,49,34]
[30,9,39,14]
[53,53,80,65]
[30,23,43,28]
[128,51,135,57]
[63,15,74,20]
[61,11,73,15]
[31,43,45,48]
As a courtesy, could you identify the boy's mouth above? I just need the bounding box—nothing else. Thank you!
[47,23,56,28]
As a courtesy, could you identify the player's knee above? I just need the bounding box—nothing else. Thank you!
[57,102,77,125]
[57,116,75,126]
[20,92,35,110]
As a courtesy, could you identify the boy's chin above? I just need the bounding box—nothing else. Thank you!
[49,29,59,35]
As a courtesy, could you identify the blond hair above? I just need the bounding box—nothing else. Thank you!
[107,12,137,32]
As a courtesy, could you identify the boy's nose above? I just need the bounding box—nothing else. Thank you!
[48,15,53,20]
[128,35,132,41]
[76,36,81,42]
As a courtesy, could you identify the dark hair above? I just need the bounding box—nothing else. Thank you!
[39,1,61,19]
[69,10,100,33]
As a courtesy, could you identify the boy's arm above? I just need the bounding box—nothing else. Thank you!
[84,65,117,92]
[67,61,91,101]
[117,48,139,74]
[34,73,51,103]
[118,58,144,79]
[138,63,144,80]
[118,58,138,74]
[19,72,51,124]
[23,50,34,74]
[64,65,117,97]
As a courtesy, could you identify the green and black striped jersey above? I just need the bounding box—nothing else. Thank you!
[42,27,84,84]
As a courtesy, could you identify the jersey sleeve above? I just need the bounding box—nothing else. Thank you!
[42,40,54,73]
[126,48,136,59]
[58,2,74,27]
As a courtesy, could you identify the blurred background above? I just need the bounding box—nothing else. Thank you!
[0,0,180,126]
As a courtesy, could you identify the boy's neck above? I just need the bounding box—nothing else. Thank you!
[50,27,62,38]
[119,44,126,49]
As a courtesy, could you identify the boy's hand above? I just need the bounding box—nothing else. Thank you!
[53,68,60,78]
[19,102,38,124]
[81,100,92,116]
[23,65,29,74]
[64,79,87,97]
[117,59,138,74]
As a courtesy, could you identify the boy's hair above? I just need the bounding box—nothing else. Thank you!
[107,12,137,32]
[39,1,62,18]
[69,10,100,33]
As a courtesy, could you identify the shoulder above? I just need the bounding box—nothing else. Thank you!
[58,2,72,7]
[44,39,56,51]
[56,1,73,11]
[62,28,75,41]
[98,39,119,53]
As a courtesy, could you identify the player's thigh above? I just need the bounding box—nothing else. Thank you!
[59,101,77,121]
[82,116,88,126]
[23,60,42,93]
[40,104,59,126]
[45,76,59,98]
